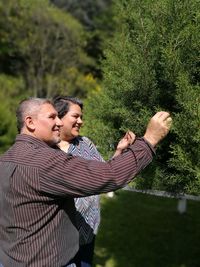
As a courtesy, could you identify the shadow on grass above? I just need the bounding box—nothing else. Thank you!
[94,191,200,267]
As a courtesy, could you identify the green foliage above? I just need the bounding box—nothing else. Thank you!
[83,0,200,194]
[48,67,101,99]
[50,0,113,30]
[0,75,25,153]
[0,0,104,151]
[50,0,115,78]
[0,0,92,98]
[167,73,200,194]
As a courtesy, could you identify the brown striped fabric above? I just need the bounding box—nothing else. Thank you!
[0,134,154,267]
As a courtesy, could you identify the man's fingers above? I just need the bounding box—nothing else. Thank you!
[153,111,170,120]
[144,111,172,147]
[165,117,173,128]
[152,111,166,119]
[160,112,170,121]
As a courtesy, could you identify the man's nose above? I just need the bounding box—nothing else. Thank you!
[56,117,63,127]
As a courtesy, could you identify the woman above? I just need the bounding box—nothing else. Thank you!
[53,96,135,267]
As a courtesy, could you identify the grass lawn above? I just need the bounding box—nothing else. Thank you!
[94,190,200,267]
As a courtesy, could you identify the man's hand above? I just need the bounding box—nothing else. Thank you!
[143,111,172,147]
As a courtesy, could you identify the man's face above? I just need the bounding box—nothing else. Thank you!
[33,103,63,146]
[60,103,83,142]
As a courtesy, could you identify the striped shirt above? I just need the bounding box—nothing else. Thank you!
[67,136,104,245]
[0,134,154,267]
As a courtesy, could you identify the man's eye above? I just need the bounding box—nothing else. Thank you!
[49,115,56,119]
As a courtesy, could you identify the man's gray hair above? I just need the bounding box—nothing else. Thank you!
[16,98,52,133]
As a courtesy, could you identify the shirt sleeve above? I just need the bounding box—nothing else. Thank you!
[39,138,155,198]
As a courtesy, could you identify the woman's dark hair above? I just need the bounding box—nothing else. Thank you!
[52,95,83,119]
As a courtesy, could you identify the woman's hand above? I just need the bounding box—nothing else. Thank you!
[113,131,136,157]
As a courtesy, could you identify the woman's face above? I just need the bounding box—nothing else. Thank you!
[60,103,83,141]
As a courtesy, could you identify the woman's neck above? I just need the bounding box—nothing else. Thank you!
[58,140,71,152]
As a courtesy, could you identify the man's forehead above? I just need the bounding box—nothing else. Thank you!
[39,103,58,115]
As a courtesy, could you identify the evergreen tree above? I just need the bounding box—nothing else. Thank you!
[83,0,200,194]
[167,73,200,194]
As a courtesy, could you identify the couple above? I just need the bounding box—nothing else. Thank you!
[0,96,172,267]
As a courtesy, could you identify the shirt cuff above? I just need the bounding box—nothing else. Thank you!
[141,137,156,155]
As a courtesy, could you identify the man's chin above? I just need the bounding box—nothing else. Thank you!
[48,137,61,147]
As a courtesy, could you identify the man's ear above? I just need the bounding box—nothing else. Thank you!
[24,116,36,131]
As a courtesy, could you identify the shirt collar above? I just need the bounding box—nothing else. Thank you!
[15,134,51,149]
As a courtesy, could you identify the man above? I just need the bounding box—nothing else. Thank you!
[0,98,171,267]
